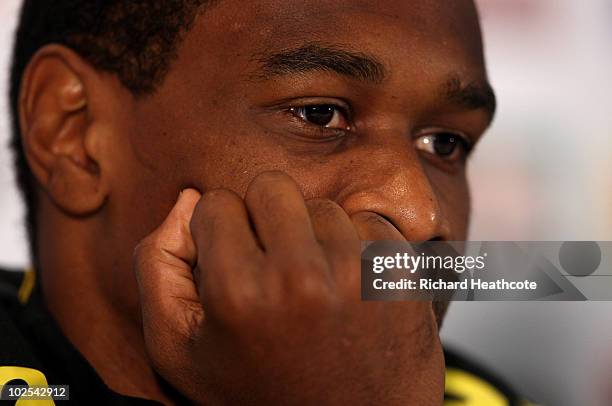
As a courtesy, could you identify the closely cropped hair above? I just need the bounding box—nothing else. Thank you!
[9,0,208,261]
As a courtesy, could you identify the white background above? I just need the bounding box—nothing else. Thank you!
[1,1,611,405]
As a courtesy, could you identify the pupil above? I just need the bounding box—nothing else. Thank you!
[304,105,335,126]
[433,134,458,156]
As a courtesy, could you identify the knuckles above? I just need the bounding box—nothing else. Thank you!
[135,172,358,338]
[207,281,261,330]
[245,171,301,206]
[306,198,343,219]
[198,188,243,209]
[190,188,243,232]
[248,170,297,191]
[209,256,337,332]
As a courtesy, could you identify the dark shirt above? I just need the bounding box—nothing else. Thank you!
[0,269,160,405]
[0,269,536,405]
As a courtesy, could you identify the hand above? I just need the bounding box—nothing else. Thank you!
[134,171,444,405]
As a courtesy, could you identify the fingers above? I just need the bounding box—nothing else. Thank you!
[306,199,361,289]
[244,171,319,255]
[243,172,337,311]
[192,172,340,325]
[244,172,333,308]
[135,172,403,337]
[133,189,204,343]
[307,198,359,253]
[189,189,263,318]
[304,206,405,300]
[350,211,405,241]
[190,189,262,265]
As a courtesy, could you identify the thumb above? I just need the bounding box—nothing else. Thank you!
[133,189,203,350]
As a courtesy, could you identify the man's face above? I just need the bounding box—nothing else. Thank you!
[103,0,493,307]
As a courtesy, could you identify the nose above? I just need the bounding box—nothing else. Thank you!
[336,144,452,242]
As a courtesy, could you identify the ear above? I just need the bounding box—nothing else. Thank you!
[19,45,109,216]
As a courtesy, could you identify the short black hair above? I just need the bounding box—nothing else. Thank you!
[9,0,208,262]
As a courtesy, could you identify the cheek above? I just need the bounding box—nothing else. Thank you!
[125,110,292,200]
[124,104,338,201]
[118,92,472,243]
[428,169,471,239]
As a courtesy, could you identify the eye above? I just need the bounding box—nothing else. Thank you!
[414,132,472,159]
[290,105,351,130]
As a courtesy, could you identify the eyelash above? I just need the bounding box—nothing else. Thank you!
[414,131,474,163]
[284,103,473,161]
[286,102,353,134]
[286,101,352,122]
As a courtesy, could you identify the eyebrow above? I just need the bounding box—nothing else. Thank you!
[443,75,497,121]
[253,43,497,121]
[253,43,387,84]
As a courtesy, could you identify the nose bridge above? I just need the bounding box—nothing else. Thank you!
[338,144,449,241]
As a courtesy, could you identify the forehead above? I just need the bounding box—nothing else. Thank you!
[185,0,485,73]
[203,0,481,38]
[149,0,492,128]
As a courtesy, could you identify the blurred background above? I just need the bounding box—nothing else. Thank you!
[0,0,611,405]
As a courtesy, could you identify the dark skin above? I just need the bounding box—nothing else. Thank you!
[18,0,494,404]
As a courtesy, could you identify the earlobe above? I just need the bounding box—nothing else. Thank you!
[19,45,108,216]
